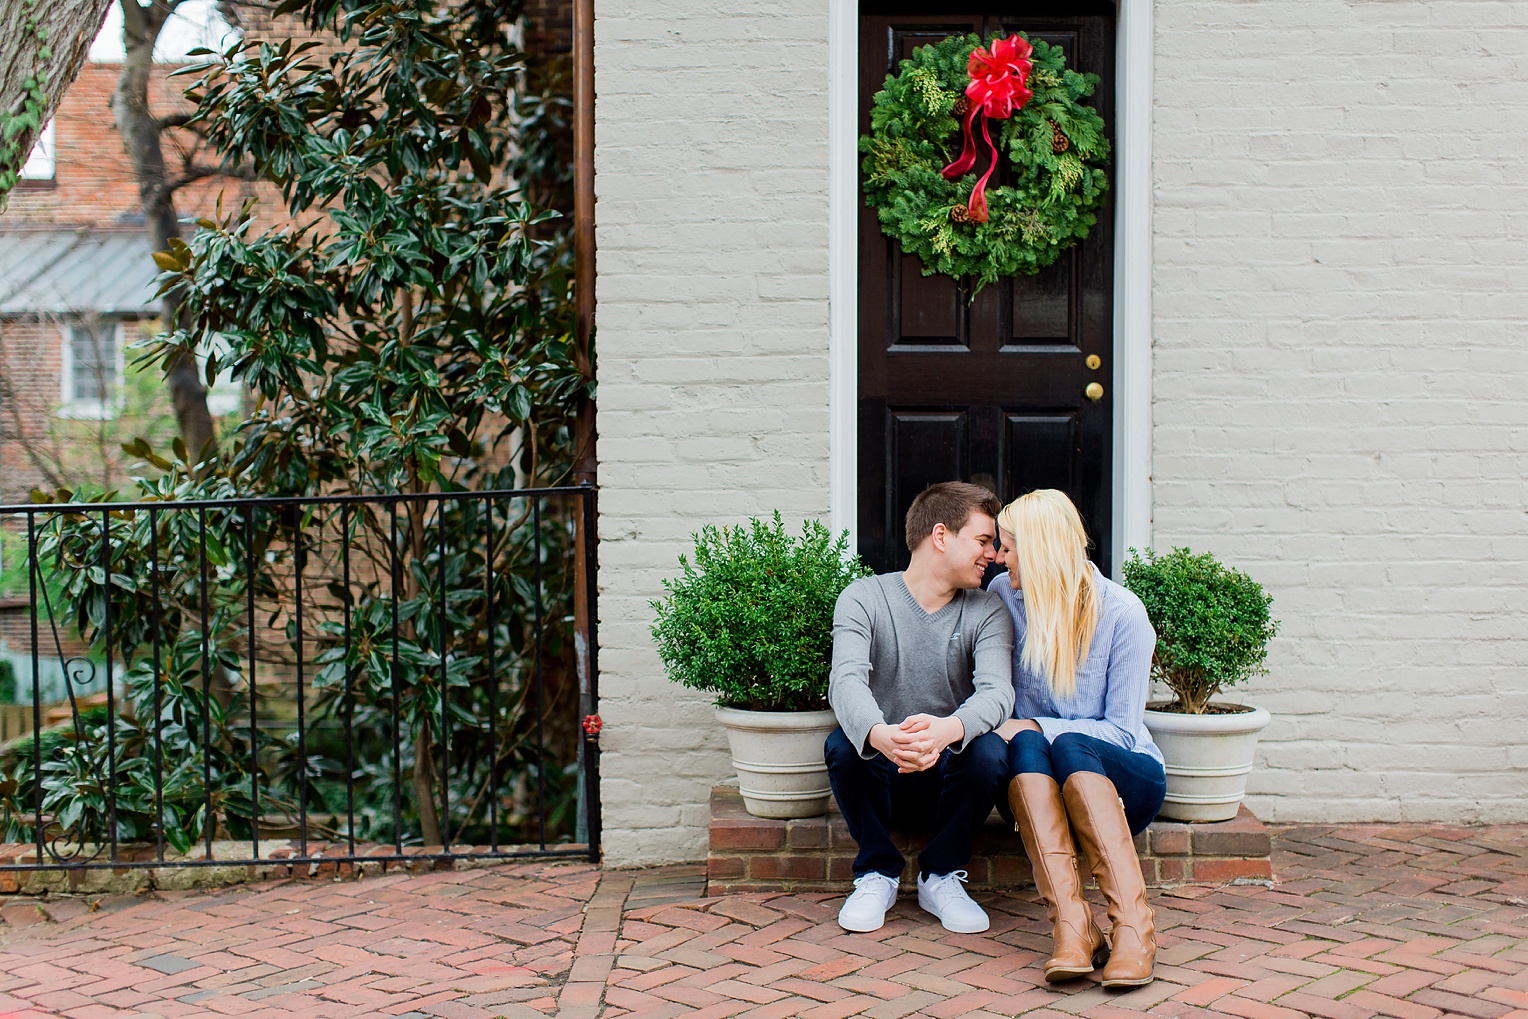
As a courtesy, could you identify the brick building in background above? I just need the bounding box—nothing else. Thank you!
[0,61,252,504]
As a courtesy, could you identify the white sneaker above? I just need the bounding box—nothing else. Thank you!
[917,870,989,933]
[837,872,900,932]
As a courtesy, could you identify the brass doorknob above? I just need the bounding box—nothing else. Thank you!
[1085,354,1102,370]
[1084,382,1104,402]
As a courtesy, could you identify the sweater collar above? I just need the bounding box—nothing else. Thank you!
[892,572,963,620]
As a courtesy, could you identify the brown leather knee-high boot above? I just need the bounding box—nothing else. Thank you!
[1062,771,1156,988]
[1008,774,1107,981]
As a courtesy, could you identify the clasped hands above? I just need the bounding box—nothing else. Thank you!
[868,714,964,774]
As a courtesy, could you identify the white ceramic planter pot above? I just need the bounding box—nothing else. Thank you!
[715,707,837,819]
[1143,704,1272,822]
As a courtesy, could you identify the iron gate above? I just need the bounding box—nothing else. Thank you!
[0,487,599,872]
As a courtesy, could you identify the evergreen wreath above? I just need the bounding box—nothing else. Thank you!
[860,31,1111,293]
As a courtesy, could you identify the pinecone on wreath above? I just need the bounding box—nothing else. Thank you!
[952,95,969,117]
[1051,121,1070,153]
[950,204,971,224]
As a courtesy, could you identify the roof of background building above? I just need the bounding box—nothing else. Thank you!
[0,230,160,317]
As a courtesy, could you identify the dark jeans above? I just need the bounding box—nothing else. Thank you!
[999,729,1166,836]
[824,726,1009,880]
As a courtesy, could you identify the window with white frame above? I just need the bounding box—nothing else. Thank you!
[21,121,55,181]
[60,320,125,418]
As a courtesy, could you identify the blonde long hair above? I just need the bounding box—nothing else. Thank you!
[996,490,1099,700]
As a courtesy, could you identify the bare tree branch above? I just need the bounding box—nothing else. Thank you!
[118,0,148,40]
[163,161,256,196]
[142,1,177,39]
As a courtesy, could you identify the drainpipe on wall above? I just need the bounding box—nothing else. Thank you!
[571,0,600,859]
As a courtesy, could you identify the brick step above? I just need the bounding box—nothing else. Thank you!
[707,786,1272,895]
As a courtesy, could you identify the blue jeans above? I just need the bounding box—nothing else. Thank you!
[1000,729,1166,836]
[824,726,1009,880]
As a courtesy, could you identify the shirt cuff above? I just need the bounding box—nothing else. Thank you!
[952,706,987,752]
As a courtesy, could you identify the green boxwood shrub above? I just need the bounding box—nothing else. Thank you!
[1122,548,1278,714]
[651,514,871,712]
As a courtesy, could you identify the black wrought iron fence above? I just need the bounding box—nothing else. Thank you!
[0,487,599,872]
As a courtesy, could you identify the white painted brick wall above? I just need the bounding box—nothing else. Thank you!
[1153,1,1528,822]
[594,0,831,865]
[595,0,1527,867]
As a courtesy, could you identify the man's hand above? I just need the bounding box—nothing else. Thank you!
[868,715,965,773]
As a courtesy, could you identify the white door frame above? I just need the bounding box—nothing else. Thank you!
[827,0,1153,569]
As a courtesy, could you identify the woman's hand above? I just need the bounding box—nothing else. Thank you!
[994,718,1042,741]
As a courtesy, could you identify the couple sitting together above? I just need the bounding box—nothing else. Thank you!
[825,482,1164,988]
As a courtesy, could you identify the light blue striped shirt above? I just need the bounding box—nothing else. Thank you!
[989,568,1163,766]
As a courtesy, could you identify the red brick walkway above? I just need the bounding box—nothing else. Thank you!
[0,861,607,1018]
[1,823,1526,1018]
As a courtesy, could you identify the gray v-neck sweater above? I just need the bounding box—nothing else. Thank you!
[828,573,1015,758]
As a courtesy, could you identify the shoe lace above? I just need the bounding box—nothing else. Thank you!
[852,872,896,896]
[926,869,971,906]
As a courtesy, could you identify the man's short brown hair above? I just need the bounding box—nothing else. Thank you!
[905,482,1003,551]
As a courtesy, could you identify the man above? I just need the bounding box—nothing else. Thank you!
[825,482,1015,933]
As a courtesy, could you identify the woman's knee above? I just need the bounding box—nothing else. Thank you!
[1007,728,1055,779]
[1049,732,1107,784]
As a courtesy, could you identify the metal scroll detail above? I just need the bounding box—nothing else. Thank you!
[33,556,111,864]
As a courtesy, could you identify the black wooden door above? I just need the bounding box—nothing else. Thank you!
[858,3,1115,575]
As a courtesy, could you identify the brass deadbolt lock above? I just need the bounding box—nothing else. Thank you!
[1085,354,1102,370]
[1084,382,1105,402]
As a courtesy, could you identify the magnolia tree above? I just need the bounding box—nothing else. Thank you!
[5,0,587,853]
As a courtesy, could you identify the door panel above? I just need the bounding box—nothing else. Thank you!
[894,255,964,347]
[858,2,1116,575]
[1007,253,1073,344]
[1003,412,1078,499]
[889,411,969,556]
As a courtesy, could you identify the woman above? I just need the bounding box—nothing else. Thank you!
[990,490,1165,987]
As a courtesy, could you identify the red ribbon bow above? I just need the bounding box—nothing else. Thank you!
[941,35,1034,224]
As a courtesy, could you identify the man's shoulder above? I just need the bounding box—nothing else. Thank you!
[836,573,895,611]
[962,585,1008,616]
[842,573,894,597]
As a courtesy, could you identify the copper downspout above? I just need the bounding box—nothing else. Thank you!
[573,0,597,397]
[571,0,600,855]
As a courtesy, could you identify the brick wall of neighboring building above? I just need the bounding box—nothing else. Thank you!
[0,603,93,666]
[0,315,165,504]
[593,0,833,867]
[525,0,573,64]
[224,4,352,68]
[6,62,250,231]
[523,0,574,214]
[0,318,69,502]
[1151,0,1528,825]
